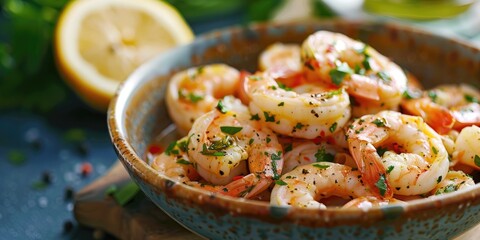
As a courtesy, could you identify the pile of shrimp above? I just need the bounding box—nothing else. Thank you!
[150,31,479,210]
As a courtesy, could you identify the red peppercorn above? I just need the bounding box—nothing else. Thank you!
[80,162,93,176]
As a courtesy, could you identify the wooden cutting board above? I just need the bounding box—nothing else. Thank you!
[74,161,480,240]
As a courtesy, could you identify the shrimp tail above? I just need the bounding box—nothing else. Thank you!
[351,140,393,199]
[402,98,455,134]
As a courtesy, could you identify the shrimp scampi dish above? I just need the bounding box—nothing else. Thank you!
[149,30,479,210]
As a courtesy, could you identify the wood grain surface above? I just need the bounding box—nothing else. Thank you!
[74,161,479,240]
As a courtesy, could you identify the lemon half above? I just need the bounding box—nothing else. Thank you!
[55,0,194,111]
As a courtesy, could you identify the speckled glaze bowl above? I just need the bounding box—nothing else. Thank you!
[108,20,480,239]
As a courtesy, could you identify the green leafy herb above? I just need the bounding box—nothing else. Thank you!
[64,128,86,142]
[325,88,343,98]
[185,93,203,103]
[402,90,421,99]
[377,71,391,82]
[220,126,243,135]
[376,147,388,157]
[112,181,140,206]
[437,176,443,184]
[176,159,192,165]
[216,100,228,113]
[275,179,288,186]
[249,138,254,145]
[354,64,366,75]
[200,143,227,156]
[464,94,479,103]
[278,82,292,91]
[375,174,387,196]
[329,122,338,133]
[295,122,304,129]
[372,118,385,127]
[428,91,438,102]
[165,141,178,156]
[284,143,293,153]
[313,163,330,169]
[315,147,335,162]
[263,111,275,122]
[386,165,394,174]
[362,56,372,71]
[250,114,260,121]
[271,152,282,161]
[475,155,480,167]
[278,102,284,106]
[177,140,188,152]
[7,149,26,165]
[31,181,48,190]
[329,62,352,85]
[435,184,457,195]
[432,146,438,155]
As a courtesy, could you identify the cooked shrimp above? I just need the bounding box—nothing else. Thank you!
[244,72,351,139]
[342,196,404,211]
[187,96,284,198]
[401,84,480,134]
[301,31,407,117]
[429,171,475,196]
[347,111,449,197]
[453,125,480,170]
[270,162,374,209]
[259,43,303,81]
[151,136,200,183]
[166,64,240,135]
[283,141,355,173]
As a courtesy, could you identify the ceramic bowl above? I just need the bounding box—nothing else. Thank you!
[108,20,480,239]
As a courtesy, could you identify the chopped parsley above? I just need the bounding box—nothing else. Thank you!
[278,102,285,106]
[176,159,192,165]
[216,100,228,113]
[329,122,338,133]
[386,165,394,174]
[284,143,293,153]
[377,71,391,82]
[371,118,386,127]
[376,147,388,157]
[315,146,335,162]
[275,179,288,185]
[295,122,305,129]
[250,114,260,121]
[435,184,457,195]
[271,152,282,161]
[464,94,479,103]
[362,56,372,71]
[329,62,352,85]
[220,126,243,135]
[402,90,419,99]
[200,143,227,156]
[278,82,292,91]
[428,91,438,102]
[165,141,179,156]
[324,88,343,98]
[313,163,330,169]
[263,111,276,122]
[432,146,438,155]
[475,155,480,167]
[177,140,189,152]
[437,176,443,184]
[375,174,387,196]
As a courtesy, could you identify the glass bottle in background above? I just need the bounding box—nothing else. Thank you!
[364,0,476,20]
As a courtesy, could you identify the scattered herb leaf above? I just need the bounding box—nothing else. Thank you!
[220,126,243,135]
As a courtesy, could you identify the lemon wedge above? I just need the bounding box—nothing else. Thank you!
[55,0,194,111]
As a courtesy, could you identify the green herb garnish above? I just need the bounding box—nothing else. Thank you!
[465,94,479,103]
[386,165,394,174]
[220,126,243,135]
[428,91,438,102]
[376,147,388,157]
[250,114,260,121]
[377,71,391,82]
[315,147,335,162]
[475,155,480,167]
[176,159,192,165]
[263,111,276,122]
[216,100,228,113]
[329,122,338,133]
[375,174,387,196]
[329,62,352,85]
[165,141,178,156]
[313,163,330,169]
[372,118,386,127]
[275,179,288,186]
